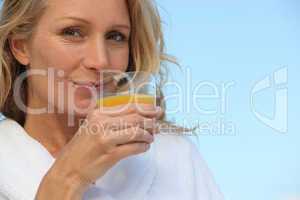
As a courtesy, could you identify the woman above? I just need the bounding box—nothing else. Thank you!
[0,0,224,199]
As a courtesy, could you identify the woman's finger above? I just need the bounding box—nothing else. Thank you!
[104,126,154,146]
[105,113,157,133]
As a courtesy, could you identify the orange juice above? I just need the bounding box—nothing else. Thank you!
[97,94,156,107]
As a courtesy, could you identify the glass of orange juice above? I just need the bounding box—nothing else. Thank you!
[96,71,159,108]
[95,70,195,134]
[96,70,168,131]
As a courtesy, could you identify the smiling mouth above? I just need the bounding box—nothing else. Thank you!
[70,80,103,92]
[70,75,118,88]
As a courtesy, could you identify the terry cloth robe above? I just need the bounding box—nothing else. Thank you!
[0,115,224,200]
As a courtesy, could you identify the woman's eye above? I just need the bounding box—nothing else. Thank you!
[107,31,127,43]
[61,27,83,38]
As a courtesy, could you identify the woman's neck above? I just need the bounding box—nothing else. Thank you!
[24,112,80,158]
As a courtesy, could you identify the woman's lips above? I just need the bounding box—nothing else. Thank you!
[70,80,99,98]
[71,80,97,87]
[70,79,118,97]
[72,80,104,89]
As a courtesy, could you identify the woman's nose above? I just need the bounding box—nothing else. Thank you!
[83,39,109,71]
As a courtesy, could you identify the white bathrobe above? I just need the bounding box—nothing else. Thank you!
[0,117,224,200]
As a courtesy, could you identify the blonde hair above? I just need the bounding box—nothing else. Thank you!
[0,0,195,133]
[0,0,47,125]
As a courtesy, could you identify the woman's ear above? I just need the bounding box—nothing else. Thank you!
[9,35,31,66]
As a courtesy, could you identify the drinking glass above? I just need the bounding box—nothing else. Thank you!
[96,70,196,134]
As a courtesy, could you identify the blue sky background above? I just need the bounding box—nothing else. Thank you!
[158,0,300,200]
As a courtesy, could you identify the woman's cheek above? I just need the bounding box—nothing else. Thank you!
[47,46,82,71]
[108,47,130,71]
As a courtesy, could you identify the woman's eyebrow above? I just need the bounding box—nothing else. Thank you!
[109,24,131,31]
[56,16,91,24]
[55,16,131,30]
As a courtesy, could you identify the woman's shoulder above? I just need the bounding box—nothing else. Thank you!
[0,117,54,170]
[0,118,27,149]
[150,133,224,200]
[153,132,201,164]
[0,118,48,156]
[154,132,197,148]
[0,115,18,130]
[0,118,54,200]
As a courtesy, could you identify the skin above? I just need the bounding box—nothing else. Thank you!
[9,0,162,198]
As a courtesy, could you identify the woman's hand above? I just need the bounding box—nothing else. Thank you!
[35,103,162,199]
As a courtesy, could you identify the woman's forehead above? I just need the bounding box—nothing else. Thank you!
[42,0,130,26]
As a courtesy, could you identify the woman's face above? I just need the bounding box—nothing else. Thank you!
[13,0,131,118]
